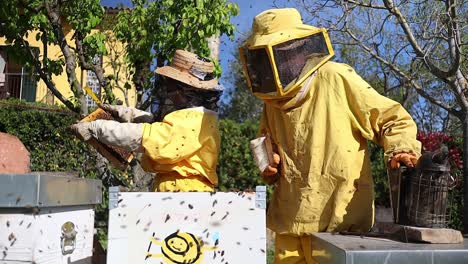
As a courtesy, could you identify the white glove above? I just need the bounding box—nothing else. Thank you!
[70,120,145,152]
[100,104,154,123]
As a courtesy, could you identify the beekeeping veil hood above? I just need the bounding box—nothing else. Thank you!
[240,8,334,100]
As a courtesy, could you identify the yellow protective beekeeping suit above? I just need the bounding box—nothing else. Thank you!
[260,61,421,235]
[140,107,220,192]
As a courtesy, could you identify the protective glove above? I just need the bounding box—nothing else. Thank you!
[69,120,145,152]
[389,152,418,169]
[99,104,154,123]
[261,153,281,177]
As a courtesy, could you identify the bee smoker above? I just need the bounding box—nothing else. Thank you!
[388,146,455,228]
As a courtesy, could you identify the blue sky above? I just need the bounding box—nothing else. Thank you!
[218,1,281,82]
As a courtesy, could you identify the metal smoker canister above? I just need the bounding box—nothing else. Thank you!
[388,146,454,228]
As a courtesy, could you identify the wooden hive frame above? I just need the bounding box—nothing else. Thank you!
[80,108,134,170]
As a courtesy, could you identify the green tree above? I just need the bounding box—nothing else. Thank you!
[217,119,262,191]
[0,0,239,115]
[0,0,108,114]
[219,53,263,122]
[219,32,263,122]
[113,0,239,110]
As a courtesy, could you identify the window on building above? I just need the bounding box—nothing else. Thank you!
[86,56,102,107]
[0,47,38,102]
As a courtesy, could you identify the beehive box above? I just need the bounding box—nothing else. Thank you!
[107,186,267,264]
[0,173,102,263]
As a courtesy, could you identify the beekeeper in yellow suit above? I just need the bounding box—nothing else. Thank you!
[240,8,421,264]
[71,50,222,192]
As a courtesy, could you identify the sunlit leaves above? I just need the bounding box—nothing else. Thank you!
[113,0,239,98]
[83,32,107,57]
[217,119,263,191]
[0,0,108,111]
[61,0,104,33]
[45,57,65,76]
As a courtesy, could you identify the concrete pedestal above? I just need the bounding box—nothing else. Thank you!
[311,232,468,264]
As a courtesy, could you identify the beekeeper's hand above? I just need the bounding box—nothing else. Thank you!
[69,120,144,152]
[69,122,94,141]
[99,104,154,123]
[389,152,418,169]
[262,153,281,177]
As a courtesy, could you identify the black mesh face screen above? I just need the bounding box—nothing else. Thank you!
[242,48,277,94]
[272,33,329,91]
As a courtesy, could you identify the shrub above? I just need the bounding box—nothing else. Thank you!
[217,119,263,191]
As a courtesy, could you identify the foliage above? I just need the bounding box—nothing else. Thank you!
[267,248,275,264]
[0,99,88,172]
[219,48,263,122]
[217,119,263,191]
[113,0,239,107]
[417,132,463,169]
[0,0,107,113]
[369,142,389,207]
[0,0,239,114]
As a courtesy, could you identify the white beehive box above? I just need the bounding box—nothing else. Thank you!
[107,186,267,264]
[0,173,102,264]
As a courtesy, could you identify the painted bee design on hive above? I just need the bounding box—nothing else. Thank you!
[145,230,216,264]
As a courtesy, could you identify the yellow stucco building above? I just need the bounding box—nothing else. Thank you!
[0,8,137,108]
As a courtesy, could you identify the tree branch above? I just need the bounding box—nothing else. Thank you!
[344,22,459,117]
[44,1,85,113]
[445,0,462,79]
[382,0,457,79]
[20,38,79,112]
[344,0,387,9]
[74,35,108,89]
